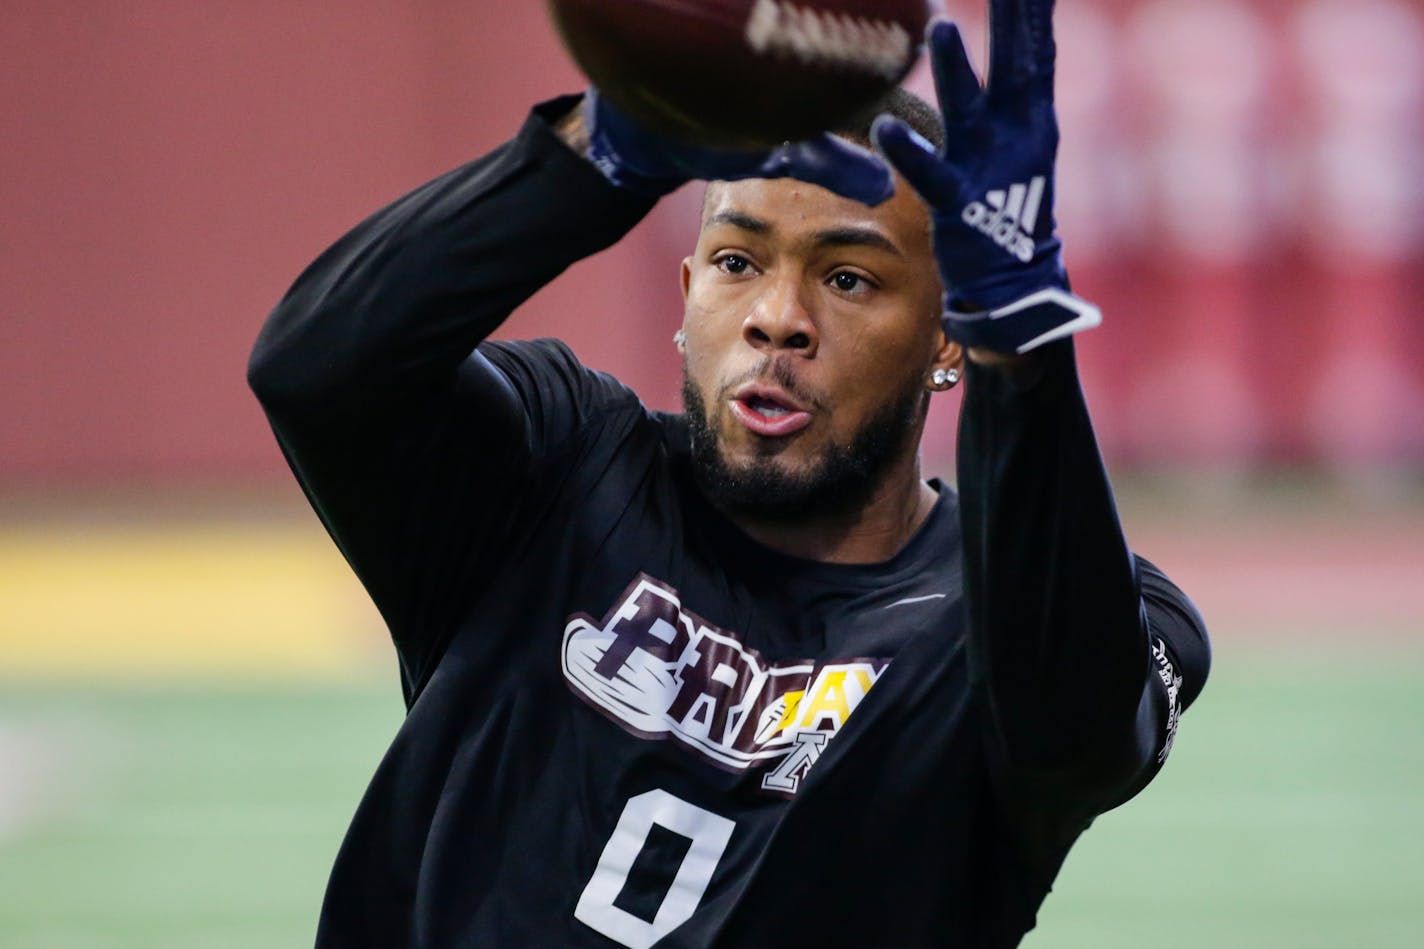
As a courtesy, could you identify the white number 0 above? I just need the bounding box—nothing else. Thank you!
[574,789,735,949]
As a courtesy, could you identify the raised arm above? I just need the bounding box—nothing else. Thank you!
[874,7,1209,807]
[248,98,657,695]
[958,344,1208,801]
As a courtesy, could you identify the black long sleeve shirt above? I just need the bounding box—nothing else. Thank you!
[249,97,1209,948]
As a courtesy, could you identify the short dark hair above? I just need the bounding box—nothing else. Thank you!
[697,88,944,219]
[834,87,945,151]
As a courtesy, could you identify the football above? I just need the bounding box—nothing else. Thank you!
[546,0,932,148]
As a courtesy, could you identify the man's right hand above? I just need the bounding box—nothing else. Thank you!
[564,89,895,206]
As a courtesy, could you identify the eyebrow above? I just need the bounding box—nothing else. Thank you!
[704,212,904,259]
[705,210,770,234]
[810,226,904,259]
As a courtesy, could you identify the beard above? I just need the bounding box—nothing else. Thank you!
[682,358,926,524]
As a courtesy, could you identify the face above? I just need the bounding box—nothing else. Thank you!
[679,173,956,520]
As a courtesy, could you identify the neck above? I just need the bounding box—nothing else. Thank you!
[724,456,939,564]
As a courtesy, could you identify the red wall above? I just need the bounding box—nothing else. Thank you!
[1,1,692,486]
[2,1,1421,487]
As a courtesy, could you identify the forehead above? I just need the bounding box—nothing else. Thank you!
[699,176,930,249]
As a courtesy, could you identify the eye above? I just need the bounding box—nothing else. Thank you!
[714,253,754,276]
[829,270,876,296]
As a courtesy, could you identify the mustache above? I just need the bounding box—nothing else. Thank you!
[715,357,825,411]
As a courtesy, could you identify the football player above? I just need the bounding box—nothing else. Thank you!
[249,2,1209,945]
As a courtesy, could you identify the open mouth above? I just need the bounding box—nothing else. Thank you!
[729,388,813,438]
[744,394,794,418]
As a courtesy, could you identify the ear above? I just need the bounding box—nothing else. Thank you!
[929,323,963,381]
[923,320,964,392]
[677,258,694,354]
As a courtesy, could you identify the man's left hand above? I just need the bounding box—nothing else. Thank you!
[873,7,1101,355]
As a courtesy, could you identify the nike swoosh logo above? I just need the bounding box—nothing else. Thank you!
[883,594,947,609]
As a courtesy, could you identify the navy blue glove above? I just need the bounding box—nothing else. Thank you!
[582,89,895,207]
[872,10,1100,354]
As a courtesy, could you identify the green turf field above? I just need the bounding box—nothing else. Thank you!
[2,645,1421,948]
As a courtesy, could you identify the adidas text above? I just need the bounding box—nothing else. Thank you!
[961,176,1047,264]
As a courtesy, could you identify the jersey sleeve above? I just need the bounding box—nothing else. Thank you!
[955,341,1211,821]
[247,96,655,700]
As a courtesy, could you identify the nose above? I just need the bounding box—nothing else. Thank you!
[742,275,817,356]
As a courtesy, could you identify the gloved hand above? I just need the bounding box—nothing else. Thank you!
[582,88,895,207]
[872,10,1101,355]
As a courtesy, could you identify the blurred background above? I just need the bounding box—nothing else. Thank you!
[1,1,1421,946]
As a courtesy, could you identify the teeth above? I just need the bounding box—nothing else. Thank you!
[746,397,791,418]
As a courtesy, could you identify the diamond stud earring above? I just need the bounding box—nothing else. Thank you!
[930,367,961,389]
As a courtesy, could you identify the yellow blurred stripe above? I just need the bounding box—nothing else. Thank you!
[0,521,385,678]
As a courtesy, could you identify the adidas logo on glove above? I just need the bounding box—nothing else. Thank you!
[961,177,1046,264]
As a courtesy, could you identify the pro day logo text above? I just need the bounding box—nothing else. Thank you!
[562,575,887,796]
